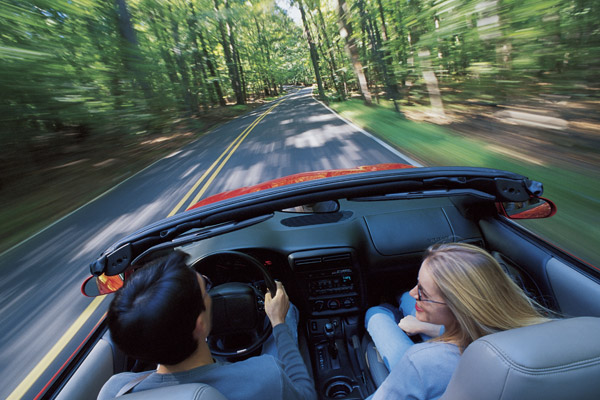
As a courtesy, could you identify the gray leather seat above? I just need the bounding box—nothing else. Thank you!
[112,383,228,400]
[441,317,600,400]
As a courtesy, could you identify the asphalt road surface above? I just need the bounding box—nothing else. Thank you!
[0,87,416,399]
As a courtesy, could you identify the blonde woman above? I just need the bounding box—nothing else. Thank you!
[365,243,551,400]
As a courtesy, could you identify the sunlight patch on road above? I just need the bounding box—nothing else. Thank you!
[285,128,333,148]
[181,165,200,179]
[306,114,337,123]
[164,149,184,158]
[70,199,172,262]
[221,163,267,192]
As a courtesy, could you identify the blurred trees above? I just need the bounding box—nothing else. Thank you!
[0,0,311,188]
[2,0,599,188]
[288,0,599,108]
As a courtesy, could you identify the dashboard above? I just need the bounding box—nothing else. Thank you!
[184,195,485,320]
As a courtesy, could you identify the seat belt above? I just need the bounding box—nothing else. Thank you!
[115,371,154,397]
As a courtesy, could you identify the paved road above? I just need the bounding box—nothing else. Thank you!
[0,87,415,399]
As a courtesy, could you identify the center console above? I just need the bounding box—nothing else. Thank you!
[289,249,361,317]
[289,249,373,399]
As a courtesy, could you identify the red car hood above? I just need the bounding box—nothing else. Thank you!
[188,163,413,210]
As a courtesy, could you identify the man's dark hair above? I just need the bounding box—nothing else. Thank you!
[107,250,205,365]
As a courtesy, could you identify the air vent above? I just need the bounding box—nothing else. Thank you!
[294,252,352,270]
[323,254,351,263]
[294,257,322,267]
[281,211,353,227]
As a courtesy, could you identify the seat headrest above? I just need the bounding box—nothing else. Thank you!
[112,383,228,400]
[441,317,600,400]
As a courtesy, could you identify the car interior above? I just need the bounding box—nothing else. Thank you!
[55,179,600,400]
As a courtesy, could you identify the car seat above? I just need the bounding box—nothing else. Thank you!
[440,316,600,400]
[364,317,600,398]
[110,383,228,399]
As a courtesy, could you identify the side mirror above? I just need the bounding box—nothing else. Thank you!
[81,273,124,297]
[499,197,557,219]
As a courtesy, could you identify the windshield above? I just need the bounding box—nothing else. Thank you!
[1,0,598,398]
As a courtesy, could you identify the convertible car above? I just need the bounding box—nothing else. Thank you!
[46,164,600,399]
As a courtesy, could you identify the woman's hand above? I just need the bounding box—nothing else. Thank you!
[399,315,443,337]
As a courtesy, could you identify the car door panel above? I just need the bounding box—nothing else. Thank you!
[480,218,600,317]
[546,258,600,317]
[479,218,556,299]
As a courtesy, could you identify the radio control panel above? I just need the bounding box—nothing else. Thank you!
[289,249,360,316]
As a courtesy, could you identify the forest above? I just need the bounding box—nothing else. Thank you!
[1,0,599,258]
[3,0,598,176]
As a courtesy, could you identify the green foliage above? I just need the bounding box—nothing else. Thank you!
[294,0,599,104]
[3,0,598,167]
[0,0,311,188]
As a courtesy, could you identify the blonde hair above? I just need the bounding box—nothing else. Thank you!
[423,243,551,351]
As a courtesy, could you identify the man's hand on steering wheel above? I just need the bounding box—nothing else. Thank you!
[265,281,289,327]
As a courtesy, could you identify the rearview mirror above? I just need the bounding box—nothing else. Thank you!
[282,200,340,213]
[81,273,124,297]
[500,197,556,219]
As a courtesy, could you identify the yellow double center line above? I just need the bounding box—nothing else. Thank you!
[168,97,286,216]
[8,97,286,399]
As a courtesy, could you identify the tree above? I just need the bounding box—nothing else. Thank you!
[214,0,245,104]
[295,0,326,100]
[336,0,372,104]
[115,0,153,100]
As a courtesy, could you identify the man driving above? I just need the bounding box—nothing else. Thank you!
[97,251,317,400]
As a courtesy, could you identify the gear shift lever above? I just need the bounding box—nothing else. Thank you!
[324,322,338,359]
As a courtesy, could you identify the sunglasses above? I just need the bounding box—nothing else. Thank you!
[417,284,446,305]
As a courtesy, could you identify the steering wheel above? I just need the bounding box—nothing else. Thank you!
[191,251,277,358]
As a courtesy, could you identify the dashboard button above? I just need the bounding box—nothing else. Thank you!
[327,299,340,310]
[313,300,325,312]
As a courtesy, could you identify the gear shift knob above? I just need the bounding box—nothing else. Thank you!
[324,323,335,338]
[324,322,338,359]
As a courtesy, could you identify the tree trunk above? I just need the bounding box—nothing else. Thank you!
[224,0,246,104]
[369,3,401,111]
[115,0,152,100]
[214,0,244,105]
[334,38,349,94]
[149,12,180,87]
[188,1,220,107]
[418,49,445,117]
[198,28,226,106]
[316,6,345,99]
[357,0,400,110]
[254,18,273,98]
[298,0,326,101]
[336,0,372,104]
[375,0,389,41]
[167,5,195,114]
[234,48,247,102]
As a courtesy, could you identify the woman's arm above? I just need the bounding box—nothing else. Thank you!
[399,315,443,337]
